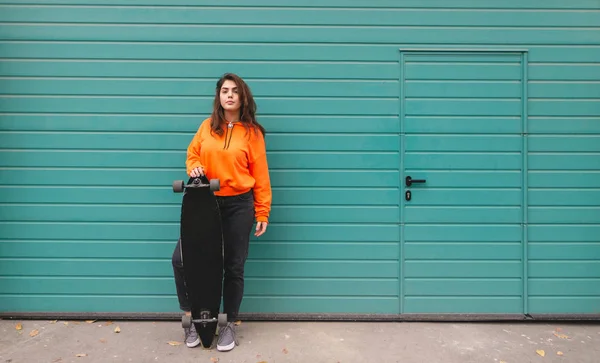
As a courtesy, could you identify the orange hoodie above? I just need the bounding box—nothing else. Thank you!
[186,118,272,223]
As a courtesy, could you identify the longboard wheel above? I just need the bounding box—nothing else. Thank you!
[209,179,220,192]
[218,313,227,327]
[172,180,184,193]
[182,314,192,329]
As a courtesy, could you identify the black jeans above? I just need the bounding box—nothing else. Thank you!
[172,190,255,322]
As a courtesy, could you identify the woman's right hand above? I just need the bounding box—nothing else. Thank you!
[190,167,204,178]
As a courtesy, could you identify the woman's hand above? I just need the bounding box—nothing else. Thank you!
[190,167,204,178]
[255,221,268,237]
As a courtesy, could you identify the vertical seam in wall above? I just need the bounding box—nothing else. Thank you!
[398,49,406,315]
[522,50,530,315]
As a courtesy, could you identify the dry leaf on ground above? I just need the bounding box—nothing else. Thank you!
[114,326,121,333]
[50,320,57,324]
[210,358,219,362]
[99,339,107,343]
[554,332,569,339]
[557,351,564,356]
[75,354,87,357]
[536,349,545,357]
[167,341,181,346]
[15,323,22,330]
[29,329,39,337]
[85,320,96,324]
[234,321,241,326]
[104,321,113,326]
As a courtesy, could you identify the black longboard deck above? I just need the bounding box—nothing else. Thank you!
[173,176,227,348]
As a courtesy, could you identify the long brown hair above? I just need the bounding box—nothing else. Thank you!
[210,73,266,137]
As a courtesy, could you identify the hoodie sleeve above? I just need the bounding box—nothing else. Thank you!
[248,129,272,222]
[185,120,206,176]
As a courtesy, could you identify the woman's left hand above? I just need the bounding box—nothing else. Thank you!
[255,221,268,237]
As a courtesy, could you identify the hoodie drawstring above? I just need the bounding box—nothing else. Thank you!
[223,122,234,150]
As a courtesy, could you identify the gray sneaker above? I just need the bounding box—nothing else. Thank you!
[216,322,238,351]
[184,322,200,348]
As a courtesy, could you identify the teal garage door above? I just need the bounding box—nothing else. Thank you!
[401,51,526,314]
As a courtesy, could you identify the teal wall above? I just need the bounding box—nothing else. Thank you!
[0,0,599,317]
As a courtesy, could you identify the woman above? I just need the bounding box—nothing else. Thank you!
[171,73,271,352]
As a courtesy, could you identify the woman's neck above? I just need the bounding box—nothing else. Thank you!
[224,110,240,124]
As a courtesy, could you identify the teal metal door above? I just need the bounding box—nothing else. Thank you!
[400,50,526,315]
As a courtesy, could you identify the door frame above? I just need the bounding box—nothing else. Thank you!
[398,46,530,317]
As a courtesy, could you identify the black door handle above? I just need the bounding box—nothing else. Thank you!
[405,176,426,187]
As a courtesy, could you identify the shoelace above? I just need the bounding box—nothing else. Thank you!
[219,323,238,345]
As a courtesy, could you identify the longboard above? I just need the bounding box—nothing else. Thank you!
[173,176,227,348]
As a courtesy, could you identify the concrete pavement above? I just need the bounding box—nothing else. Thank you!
[1,318,599,362]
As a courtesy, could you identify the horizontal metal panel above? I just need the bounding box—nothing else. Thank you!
[0,186,400,206]
[404,225,522,242]
[0,115,400,133]
[0,222,400,242]
[0,277,398,297]
[405,64,521,81]
[405,279,522,296]
[404,207,522,224]
[400,189,522,206]
[401,171,522,188]
[3,24,598,44]
[0,259,399,278]
[404,297,523,313]
[405,99,521,116]
[529,117,600,134]
[405,81,521,98]
[528,154,600,170]
[404,243,521,260]
[0,295,178,313]
[405,261,522,278]
[529,82,600,98]
[0,96,398,115]
[528,136,600,152]
[404,116,522,134]
[529,190,600,207]
[529,279,600,296]
[528,225,600,242]
[0,205,400,224]
[0,150,400,169]
[2,6,599,27]
[0,169,400,187]
[528,297,600,314]
[0,241,398,261]
[0,295,399,314]
[529,65,600,81]
[0,59,398,80]
[529,100,600,117]
[529,207,600,224]
[2,43,600,63]
[236,296,399,314]
[0,0,596,10]
[404,153,522,170]
[528,171,600,188]
[0,78,400,98]
[529,261,600,278]
[405,135,522,152]
[529,243,600,260]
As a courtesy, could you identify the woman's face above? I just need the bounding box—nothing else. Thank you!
[220,79,241,114]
